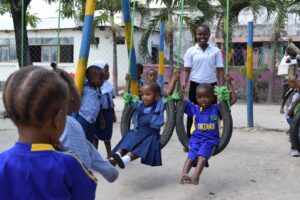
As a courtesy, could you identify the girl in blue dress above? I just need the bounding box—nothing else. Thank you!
[110,79,165,168]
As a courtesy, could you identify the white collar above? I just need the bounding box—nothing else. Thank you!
[194,43,212,50]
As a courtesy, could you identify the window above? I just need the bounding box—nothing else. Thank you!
[0,39,16,62]
[60,45,73,63]
[29,46,41,62]
[116,36,125,45]
[0,37,74,63]
[151,46,158,64]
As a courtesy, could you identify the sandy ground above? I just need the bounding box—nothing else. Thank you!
[0,97,299,199]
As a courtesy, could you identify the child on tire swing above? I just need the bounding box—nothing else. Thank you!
[167,69,236,185]
[285,76,300,157]
[109,74,166,169]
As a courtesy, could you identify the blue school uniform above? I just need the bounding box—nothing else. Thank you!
[112,99,165,166]
[0,142,97,200]
[185,99,220,160]
[95,81,115,141]
[78,82,101,142]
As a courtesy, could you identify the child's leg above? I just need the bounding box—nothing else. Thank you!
[110,151,138,169]
[92,139,99,149]
[190,156,206,185]
[128,152,139,161]
[180,159,194,184]
[104,140,111,159]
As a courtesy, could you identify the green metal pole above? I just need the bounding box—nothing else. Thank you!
[173,0,185,94]
[225,0,229,74]
[56,0,61,65]
[21,0,24,68]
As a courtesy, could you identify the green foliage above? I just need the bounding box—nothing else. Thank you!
[26,11,41,28]
[139,0,214,61]
[0,2,10,15]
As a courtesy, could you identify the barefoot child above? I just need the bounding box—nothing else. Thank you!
[109,75,165,168]
[0,66,97,199]
[51,64,119,182]
[167,70,236,185]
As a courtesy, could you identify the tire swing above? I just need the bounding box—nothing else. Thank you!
[289,106,300,152]
[119,0,176,149]
[175,98,233,156]
[121,100,176,149]
[174,0,233,156]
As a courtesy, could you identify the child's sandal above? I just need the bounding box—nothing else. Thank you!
[111,153,125,169]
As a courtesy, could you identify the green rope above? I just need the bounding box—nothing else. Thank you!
[56,0,61,65]
[172,0,185,96]
[225,0,229,74]
[176,0,184,68]
[123,92,138,105]
[126,0,137,93]
[21,0,24,68]
[214,86,231,109]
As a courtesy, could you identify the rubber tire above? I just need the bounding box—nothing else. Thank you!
[289,110,300,152]
[175,100,233,156]
[120,100,176,149]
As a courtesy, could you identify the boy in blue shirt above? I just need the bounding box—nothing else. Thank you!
[167,69,236,185]
[77,63,105,146]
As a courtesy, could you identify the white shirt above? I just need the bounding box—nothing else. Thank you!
[184,44,224,83]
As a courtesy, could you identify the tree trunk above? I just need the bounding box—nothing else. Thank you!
[112,30,119,95]
[10,0,32,68]
[267,32,280,103]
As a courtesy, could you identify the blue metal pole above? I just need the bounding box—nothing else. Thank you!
[158,21,165,90]
[247,22,254,127]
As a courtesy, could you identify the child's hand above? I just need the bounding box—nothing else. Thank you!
[172,68,181,81]
[125,73,131,81]
[224,74,233,82]
[288,76,297,88]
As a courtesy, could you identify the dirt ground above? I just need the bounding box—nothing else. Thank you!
[0,99,300,200]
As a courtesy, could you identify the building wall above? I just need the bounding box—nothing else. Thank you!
[0,28,162,88]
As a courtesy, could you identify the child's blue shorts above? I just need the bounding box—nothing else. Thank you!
[188,140,215,160]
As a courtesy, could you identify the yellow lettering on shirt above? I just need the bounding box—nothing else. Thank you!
[198,123,215,130]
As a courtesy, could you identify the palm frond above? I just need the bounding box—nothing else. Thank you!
[183,16,205,43]
[138,12,167,61]
[26,12,41,28]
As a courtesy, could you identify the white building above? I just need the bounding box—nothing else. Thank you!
[0,17,162,87]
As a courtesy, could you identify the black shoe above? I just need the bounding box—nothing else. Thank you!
[109,158,117,167]
[111,153,125,169]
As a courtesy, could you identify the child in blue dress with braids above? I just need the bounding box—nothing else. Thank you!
[109,74,165,168]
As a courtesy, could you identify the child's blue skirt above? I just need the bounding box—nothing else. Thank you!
[94,109,113,141]
[112,126,162,166]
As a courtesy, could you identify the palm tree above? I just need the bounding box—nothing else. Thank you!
[139,0,214,75]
